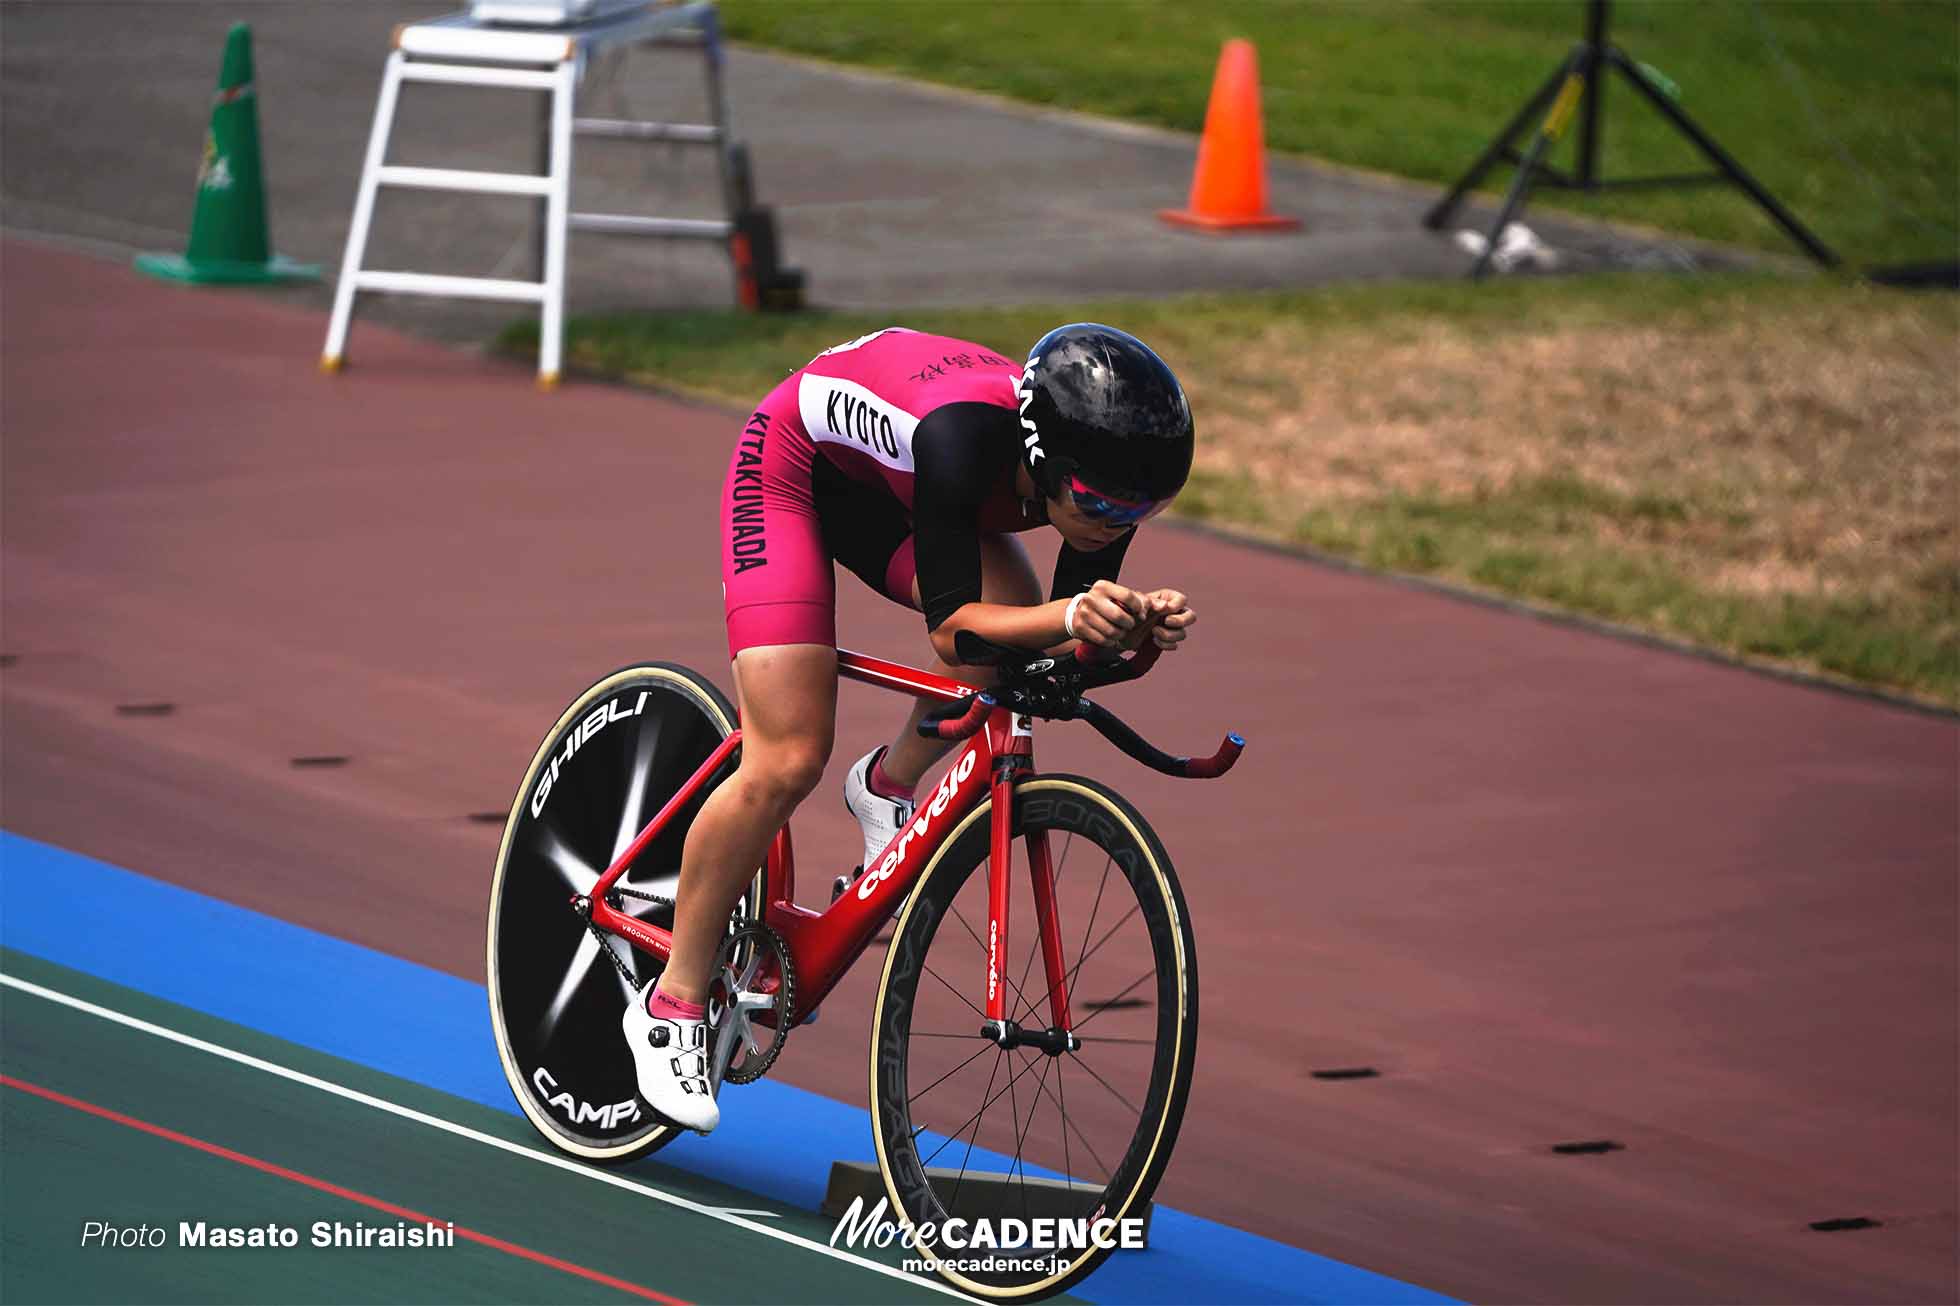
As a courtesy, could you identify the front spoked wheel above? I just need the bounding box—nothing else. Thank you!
[487,663,763,1163]
[870,776,1198,1301]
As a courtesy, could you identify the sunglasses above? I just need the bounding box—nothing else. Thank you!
[1066,475,1169,527]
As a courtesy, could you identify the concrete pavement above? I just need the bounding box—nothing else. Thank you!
[2,1,1753,349]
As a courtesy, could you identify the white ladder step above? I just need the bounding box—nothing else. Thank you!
[325,3,742,387]
[574,118,720,144]
[377,165,552,197]
[570,212,731,238]
[397,61,561,91]
[354,270,547,303]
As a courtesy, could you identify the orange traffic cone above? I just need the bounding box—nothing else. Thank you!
[1160,40,1299,232]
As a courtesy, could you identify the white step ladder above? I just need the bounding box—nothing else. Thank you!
[321,3,737,388]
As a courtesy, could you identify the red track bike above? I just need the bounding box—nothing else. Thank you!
[487,633,1242,1299]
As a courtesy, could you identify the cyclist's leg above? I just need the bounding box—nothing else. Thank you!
[877,532,1040,790]
[660,644,835,1002]
[660,389,839,1005]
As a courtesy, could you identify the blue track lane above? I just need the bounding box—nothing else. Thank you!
[0,830,1453,1305]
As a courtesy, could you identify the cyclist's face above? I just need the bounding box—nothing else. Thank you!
[1048,473,1170,550]
[1046,492,1135,551]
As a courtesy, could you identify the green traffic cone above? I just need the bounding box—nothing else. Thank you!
[136,24,318,284]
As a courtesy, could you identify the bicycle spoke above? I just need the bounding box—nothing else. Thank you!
[1066,1050,1142,1117]
[1038,1059,1113,1189]
[949,1049,1004,1214]
[1068,966,1155,1035]
[1014,900,1142,1029]
[1012,828,1072,1012]
[1012,915,1045,1025]
[1054,1046,1078,1206]
[921,960,987,1023]
[1010,850,1116,1027]
[949,899,989,957]
[1004,1041,1025,1218]
[1077,851,1115,975]
[1011,823,1074,1027]
[1007,1051,1057,1226]
[908,1040,993,1110]
[949,896,1038,1021]
[917,1044,1053,1170]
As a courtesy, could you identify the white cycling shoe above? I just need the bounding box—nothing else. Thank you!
[622,981,719,1134]
[842,746,917,887]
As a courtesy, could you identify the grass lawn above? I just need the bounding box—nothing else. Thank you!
[718,0,1958,267]
[505,276,1959,707]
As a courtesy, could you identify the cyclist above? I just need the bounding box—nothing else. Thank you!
[624,323,1198,1132]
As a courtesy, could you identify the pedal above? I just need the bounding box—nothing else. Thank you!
[831,866,862,903]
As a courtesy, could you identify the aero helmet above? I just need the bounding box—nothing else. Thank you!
[1015,324,1194,515]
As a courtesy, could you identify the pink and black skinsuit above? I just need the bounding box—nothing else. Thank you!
[719,328,1134,656]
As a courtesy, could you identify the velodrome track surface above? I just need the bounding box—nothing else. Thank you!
[2,238,1956,1303]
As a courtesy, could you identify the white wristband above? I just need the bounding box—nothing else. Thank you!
[1063,592,1087,640]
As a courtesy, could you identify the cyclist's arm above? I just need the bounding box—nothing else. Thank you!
[935,597,1077,660]
[913,406,1156,662]
[912,405,1067,661]
[1046,533,1169,655]
[1051,531,1134,600]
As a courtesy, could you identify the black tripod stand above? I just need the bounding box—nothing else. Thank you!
[1423,0,1838,278]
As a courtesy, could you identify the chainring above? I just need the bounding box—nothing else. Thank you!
[708,923,794,1086]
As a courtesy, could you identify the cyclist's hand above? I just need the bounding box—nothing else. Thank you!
[1143,589,1195,650]
[1071,579,1150,651]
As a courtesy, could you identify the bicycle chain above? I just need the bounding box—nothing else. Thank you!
[582,894,784,1075]
[610,886,673,907]
[582,888,739,993]
[583,916,639,988]
[582,887,675,991]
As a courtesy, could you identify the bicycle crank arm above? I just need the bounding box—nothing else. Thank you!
[708,1010,741,1093]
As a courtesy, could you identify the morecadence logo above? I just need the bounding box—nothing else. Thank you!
[828,1194,1145,1278]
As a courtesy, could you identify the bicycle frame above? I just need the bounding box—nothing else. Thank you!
[586,649,1069,1032]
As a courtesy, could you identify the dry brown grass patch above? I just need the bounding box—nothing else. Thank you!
[1187,295,1960,607]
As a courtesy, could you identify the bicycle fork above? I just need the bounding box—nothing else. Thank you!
[979,746,1079,1056]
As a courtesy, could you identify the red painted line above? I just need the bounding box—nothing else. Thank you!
[0,1074,688,1305]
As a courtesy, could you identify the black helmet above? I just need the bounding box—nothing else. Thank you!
[1016,323,1194,505]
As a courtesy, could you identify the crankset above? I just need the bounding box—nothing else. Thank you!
[707,923,794,1089]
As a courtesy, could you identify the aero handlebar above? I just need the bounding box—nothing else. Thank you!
[914,635,1244,779]
[1077,700,1244,779]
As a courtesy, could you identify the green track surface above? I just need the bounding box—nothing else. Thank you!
[0,949,959,1306]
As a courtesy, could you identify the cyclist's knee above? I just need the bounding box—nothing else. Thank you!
[738,739,828,812]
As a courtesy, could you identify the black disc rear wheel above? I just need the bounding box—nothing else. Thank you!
[487,663,761,1162]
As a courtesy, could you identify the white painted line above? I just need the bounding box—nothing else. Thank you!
[0,971,964,1300]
